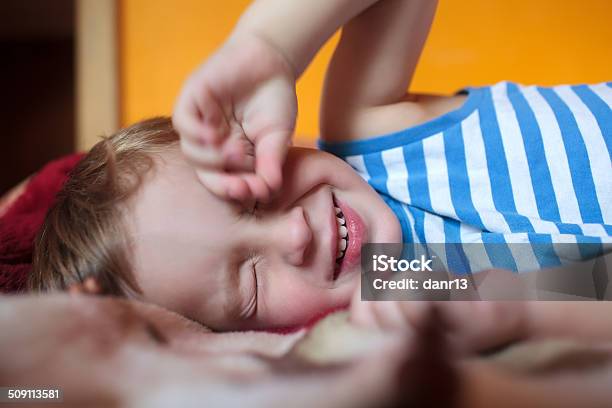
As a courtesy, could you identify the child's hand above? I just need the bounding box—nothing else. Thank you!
[173,34,297,204]
[349,287,529,354]
[348,287,424,332]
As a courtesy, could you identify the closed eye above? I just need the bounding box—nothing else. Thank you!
[144,321,168,346]
[250,257,259,316]
[237,200,258,219]
[237,250,260,320]
[246,255,260,318]
[234,200,259,222]
[249,201,259,216]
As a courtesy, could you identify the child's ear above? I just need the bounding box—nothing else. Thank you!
[67,277,101,295]
[82,277,101,294]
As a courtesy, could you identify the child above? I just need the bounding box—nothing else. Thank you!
[29,0,610,332]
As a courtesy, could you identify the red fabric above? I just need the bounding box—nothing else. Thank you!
[0,154,84,293]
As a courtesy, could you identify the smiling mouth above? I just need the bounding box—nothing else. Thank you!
[333,196,348,268]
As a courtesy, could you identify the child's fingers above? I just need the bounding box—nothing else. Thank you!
[221,136,256,173]
[196,170,250,202]
[349,300,384,329]
[194,170,229,198]
[254,129,291,193]
[444,301,529,354]
[181,134,258,176]
[173,87,228,146]
[396,301,435,329]
[370,302,412,331]
[180,137,227,169]
[195,170,273,205]
[192,86,230,146]
[172,105,210,145]
[240,174,272,204]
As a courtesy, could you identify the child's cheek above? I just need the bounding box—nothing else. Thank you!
[265,289,337,327]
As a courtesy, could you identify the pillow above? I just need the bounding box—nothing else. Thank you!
[0,153,83,293]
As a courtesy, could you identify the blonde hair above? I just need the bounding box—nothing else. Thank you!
[28,117,179,295]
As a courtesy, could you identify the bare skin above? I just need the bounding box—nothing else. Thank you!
[3,293,612,407]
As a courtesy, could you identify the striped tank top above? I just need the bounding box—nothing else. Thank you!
[319,81,611,273]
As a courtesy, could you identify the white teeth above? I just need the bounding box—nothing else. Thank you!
[336,237,347,261]
[334,202,349,264]
[336,245,343,259]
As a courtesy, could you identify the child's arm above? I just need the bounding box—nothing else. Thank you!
[320,0,438,142]
[350,295,612,354]
[231,0,380,78]
[173,0,414,204]
[524,302,612,342]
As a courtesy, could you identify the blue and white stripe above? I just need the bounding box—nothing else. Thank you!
[319,81,612,273]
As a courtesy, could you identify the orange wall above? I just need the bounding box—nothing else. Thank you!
[120,0,612,138]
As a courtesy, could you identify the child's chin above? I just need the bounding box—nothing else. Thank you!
[385,217,403,243]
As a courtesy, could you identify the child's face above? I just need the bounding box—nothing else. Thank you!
[128,146,401,330]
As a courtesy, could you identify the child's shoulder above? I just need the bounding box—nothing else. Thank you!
[318,88,475,157]
[320,92,468,146]
[319,80,611,157]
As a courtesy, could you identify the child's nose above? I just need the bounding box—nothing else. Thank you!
[271,206,312,266]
